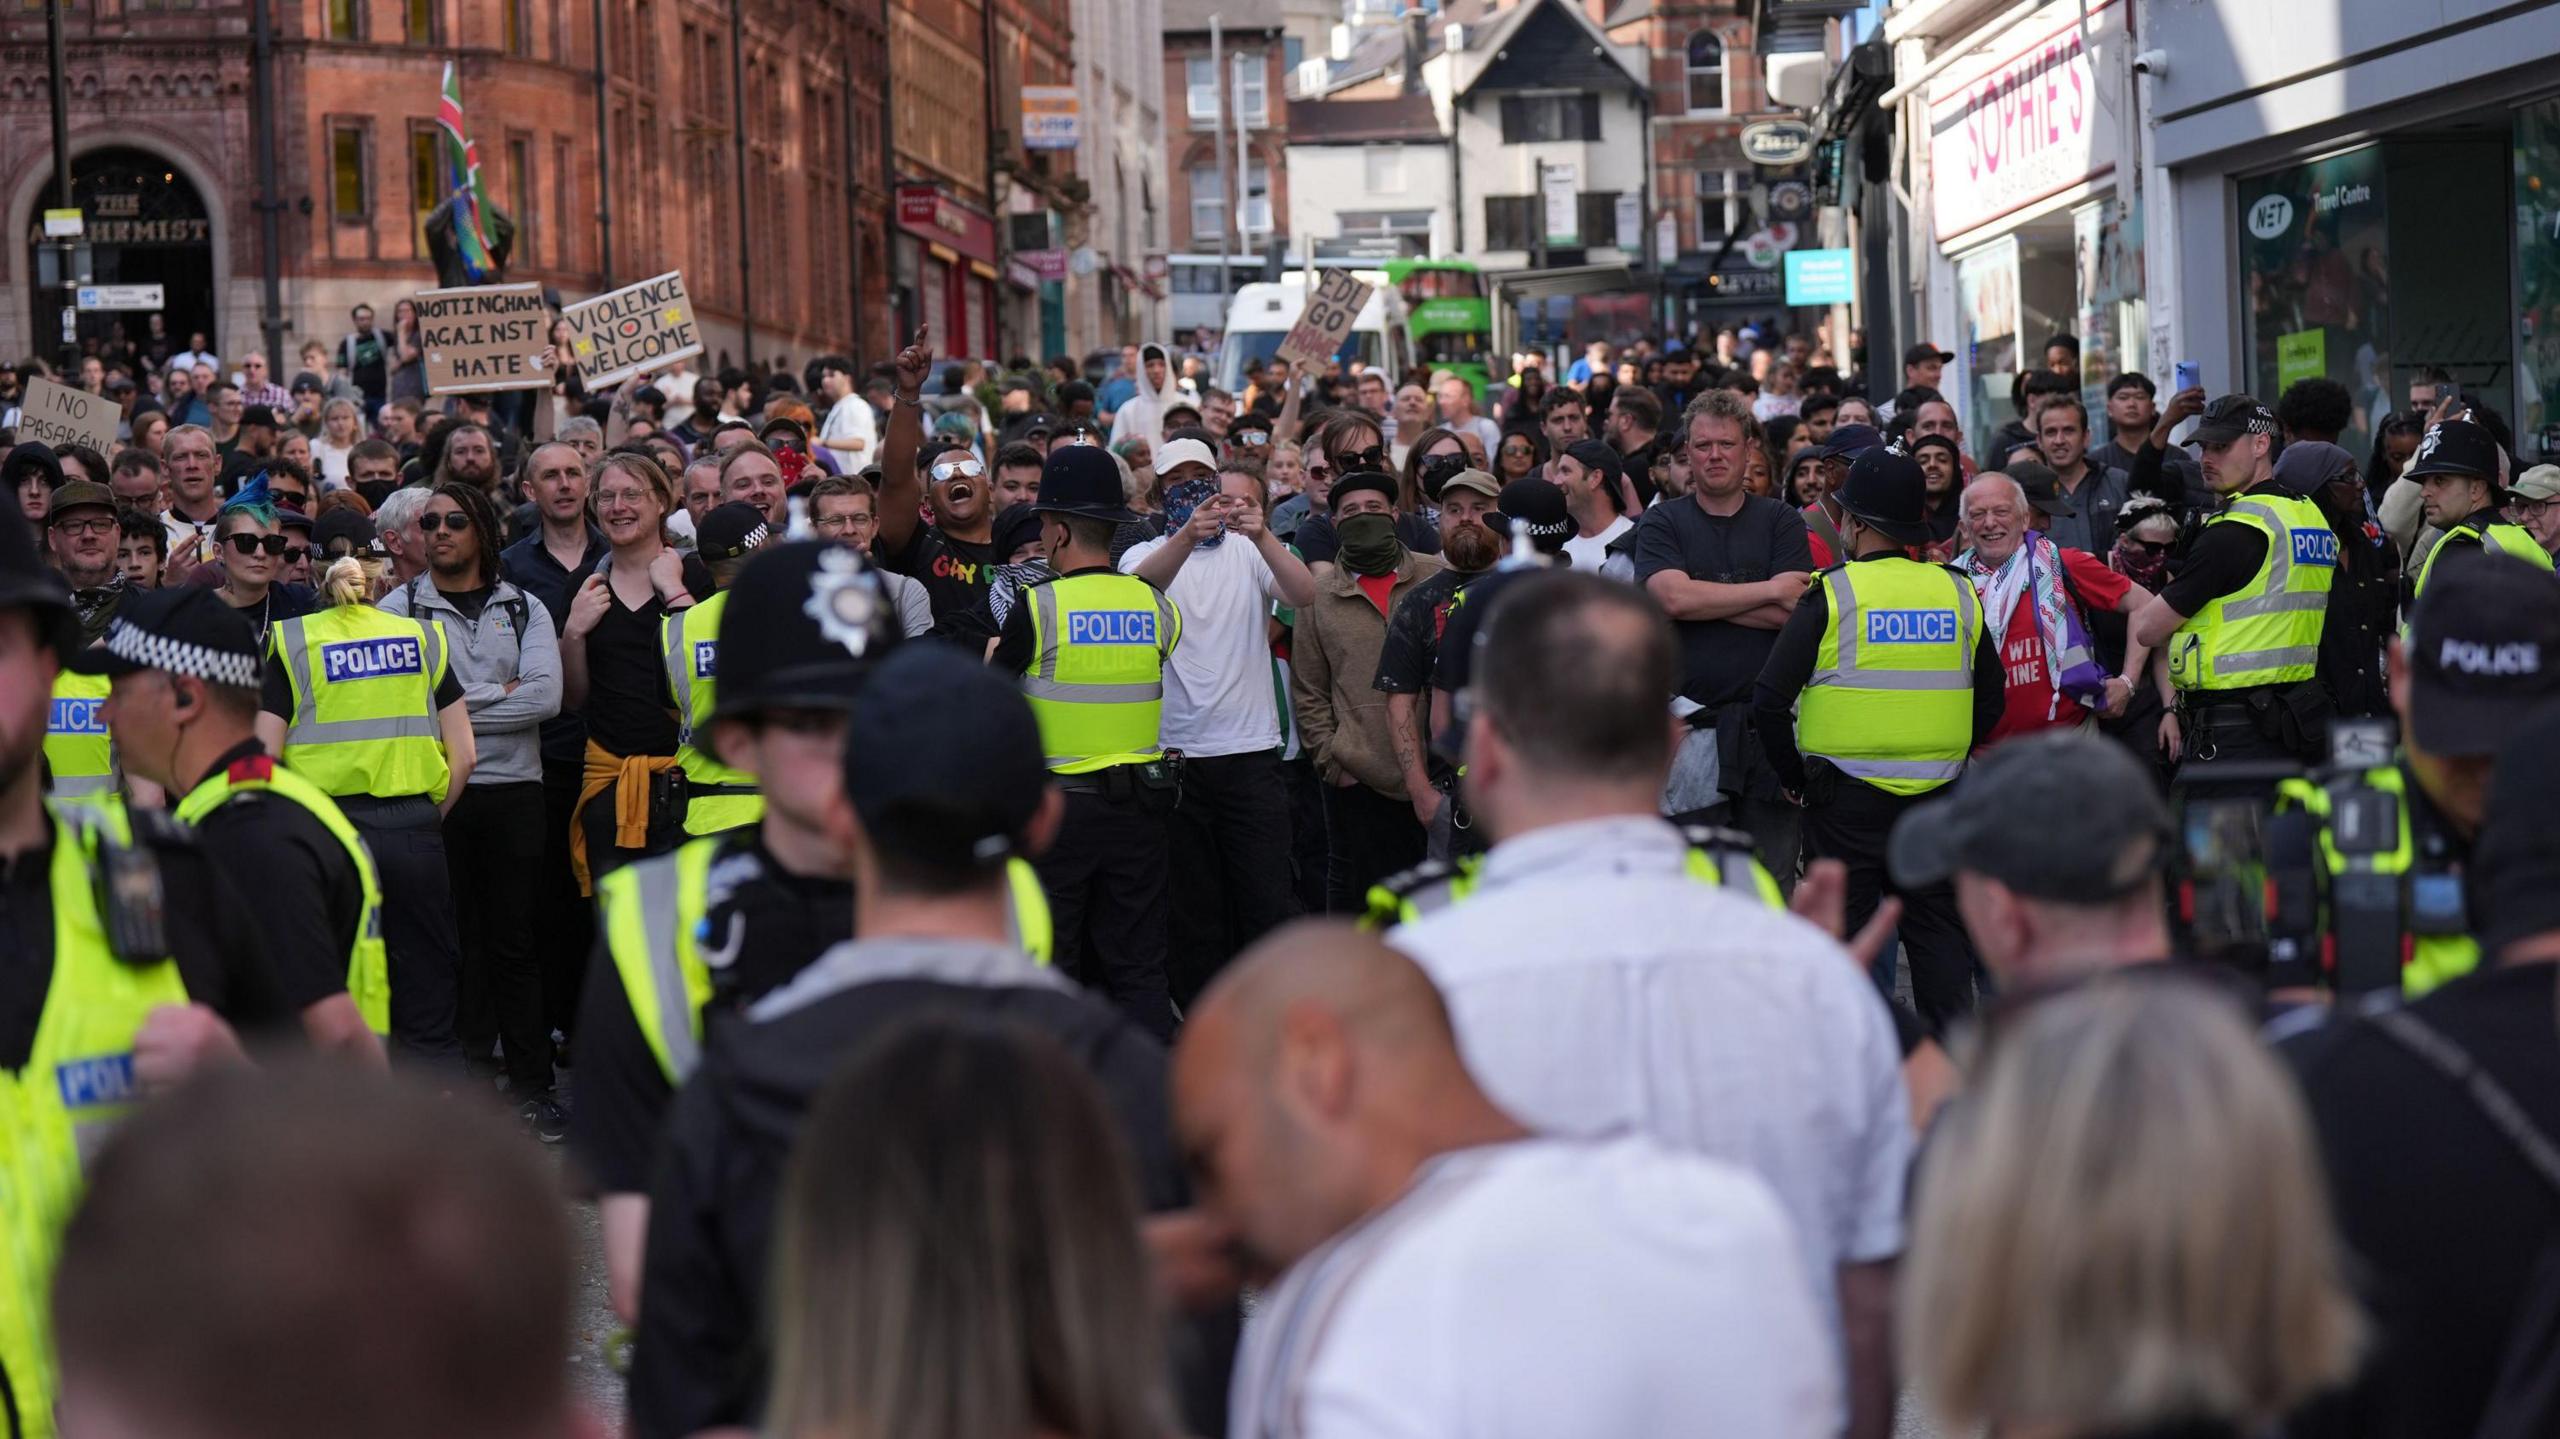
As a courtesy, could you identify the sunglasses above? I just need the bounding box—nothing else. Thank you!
[930,456,986,482]
[282,545,311,564]
[1230,430,1270,447]
[418,511,473,532]
[224,533,293,557]
[2122,537,2174,556]
[1329,444,1387,472]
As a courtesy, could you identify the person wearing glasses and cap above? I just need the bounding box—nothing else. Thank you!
[1754,445,2004,1036]
[2402,417,2553,605]
[2507,461,2560,559]
[869,335,1003,632]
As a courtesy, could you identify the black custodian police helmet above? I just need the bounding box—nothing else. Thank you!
[1833,446,1937,548]
[1032,444,1141,525]
[703,541,902,760]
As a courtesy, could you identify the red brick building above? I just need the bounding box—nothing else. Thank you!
[1161,0,1289,264]
[0,0,892,378]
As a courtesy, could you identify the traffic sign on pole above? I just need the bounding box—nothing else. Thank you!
[74,283,164,311]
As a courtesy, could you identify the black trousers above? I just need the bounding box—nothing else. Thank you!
[1166,749,1300,1007]
[341,794,462,1066]
[534,758,593,1040]
[1282,754,1328,916]
[1800,774,1981,1037]
[1035,784,1179,1039]
[444,781,554,1096]
[1322,781,1426,916]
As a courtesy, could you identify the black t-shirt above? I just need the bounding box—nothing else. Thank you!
[1430,565,1539,698]
[184,742,362,1014]
[261,617,468,723]
[2282,962,2560,1439]
[1372,568,1471,695]
[876,522,999,630]
[442,581,494,623]
[1630,493,1814,707]
[578,553,717,758]
[2158,482,2284,618]
[343,328,390,404]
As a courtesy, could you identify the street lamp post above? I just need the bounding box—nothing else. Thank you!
[45,0,76,371]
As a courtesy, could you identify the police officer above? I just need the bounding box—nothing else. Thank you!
[2129,395,2337,766]
[41,482,123,807]
[0,502,284,1439]
[84,587,388,1063]
[2402,417,2554,603]
[993,444,1182,1038]
[1753,445,2002,1034]
[2277,560,2560,997]
[577,540,1053,1323]
[662,501,771,838]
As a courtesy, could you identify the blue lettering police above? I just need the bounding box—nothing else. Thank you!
[50,696,106,735]
[1067,610,1159,645]
[320,637,424,683]
[55,1053,138,1109]
[1866,609,1958,645]
[694,641,718,677]
[2291,528,2340,566]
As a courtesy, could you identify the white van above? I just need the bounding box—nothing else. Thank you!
[1214,275,1410,394]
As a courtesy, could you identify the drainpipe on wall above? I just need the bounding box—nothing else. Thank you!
[251,0,286,377]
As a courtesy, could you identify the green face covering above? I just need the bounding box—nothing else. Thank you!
[1335,512,1404,576]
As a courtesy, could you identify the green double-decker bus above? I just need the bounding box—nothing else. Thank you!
[1385,258,1492,403]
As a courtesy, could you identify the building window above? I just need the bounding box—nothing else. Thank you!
[1241,159,1272,235]
[1498,94,1601,144]
[409,126,443,258]
[1234,53,1267,127]
[508,136,534,267]
[329,124,369,219]
[1185,56,1219,127]
[1578,191,1620,247]
[1284,36,1303,71]
[1686,32,1727,115]
[1697,169,1735,244]
[326,0,360,40]
[504,0,529,56]
[406,0,437,44]
[552,136,574,270]
[1485,195,1538,251]
[1187,162,1224,245]
[1364,145,1406,194]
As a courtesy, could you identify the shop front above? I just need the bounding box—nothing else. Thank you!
[894,183,1000,360]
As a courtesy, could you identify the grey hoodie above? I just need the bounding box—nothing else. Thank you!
[378,575,562,786]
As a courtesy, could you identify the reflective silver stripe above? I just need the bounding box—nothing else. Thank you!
[2220,644,2320,672]
[633,856,702,1083]
[2217,501,2306,619]
[665,609,695,745]
[418,619,446,685]
[288,714,439,744]
[1810,666,1971,691]
[276,617,315,717]
[1821,754,1967,782]
[1822,567,1862,676]
[1814,564,1971,690]
[1154,589,1179,654]
[1022,676,1164,704]
[1030,582,1064,682]
[49,774,114,798]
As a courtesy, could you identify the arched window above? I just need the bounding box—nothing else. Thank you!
[1686,32,1726,115]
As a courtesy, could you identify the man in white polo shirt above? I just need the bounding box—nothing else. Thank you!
[1122,432,1318,1002]
[1178,922,1839,1439]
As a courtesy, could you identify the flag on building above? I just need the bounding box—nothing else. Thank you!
[436,62,497,282]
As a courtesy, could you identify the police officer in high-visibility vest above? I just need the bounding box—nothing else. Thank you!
[2276,559,2560,998]
[41,482,130,808]
[80,585,390,1062]
[578,539,1055,1324]
[993,444,1183,1039]
[1754,446,2003,1035]
[662,502,771,838]
[2402,417,2555,605]
[0,500,280,1439]
[256,555,476,1063]
[2130,395,2339,768]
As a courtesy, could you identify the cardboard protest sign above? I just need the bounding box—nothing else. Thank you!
[15,376,120,456]
[560,271,705,388]
[415,282,551,394]
[1275,268,1376,368]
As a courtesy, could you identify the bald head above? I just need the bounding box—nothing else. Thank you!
[1174,921,1521,1279]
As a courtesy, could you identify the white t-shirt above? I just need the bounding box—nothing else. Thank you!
[820,392,877,466]
[1561,514,1632,572]
[1117,534,1283,757]
[1232,1135,1840,1439]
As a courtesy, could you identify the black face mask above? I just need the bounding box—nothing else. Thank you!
[1334,512,1404,576]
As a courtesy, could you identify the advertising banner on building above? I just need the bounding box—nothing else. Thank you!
[2238,144,2387,456]
[1927,0,2124,245]
[1022,87,1081,150]
[560,271,705,388]
[415,283,551,394]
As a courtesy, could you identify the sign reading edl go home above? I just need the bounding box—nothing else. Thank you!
[1926,0,2123,244]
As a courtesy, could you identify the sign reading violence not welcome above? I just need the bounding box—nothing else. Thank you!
[560,271,705,388]
[415,282,552,394]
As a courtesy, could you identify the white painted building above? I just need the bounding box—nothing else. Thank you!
[1068,0,1169,349]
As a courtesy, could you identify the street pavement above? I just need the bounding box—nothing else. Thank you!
[562,1170,627,1429]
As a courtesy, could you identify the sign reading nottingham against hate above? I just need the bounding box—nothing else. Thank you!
[560,271,705,388]
[15,376,120,455]
[415,283,551,394]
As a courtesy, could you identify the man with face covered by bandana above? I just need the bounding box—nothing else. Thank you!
[1119,433,1319,1000]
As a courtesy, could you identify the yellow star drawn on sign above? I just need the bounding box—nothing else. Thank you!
[575,338,596,355]
[661,308,683,324]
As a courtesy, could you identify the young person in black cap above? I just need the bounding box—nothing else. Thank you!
[86,585,387,1065]
[1553,438,1632,572]
[2130,394,2339,768]
[993,443,1182,1038]
[629,642,1200,1439]
[580,540,1056,1325]
[2403,416,2554,603]
[1754,445,2003,1035]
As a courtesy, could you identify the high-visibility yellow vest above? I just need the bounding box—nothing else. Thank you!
[0,802,190,1439]
[2277,764,2479,997]
[269,605,452,803]
[2411,516,2554,601]
[1022,573,1181,775]
[661,591,766,837]
[43,671,115,806]
[1797,558,1982,797]
[2168,491,2335,693]
[1363,824,1782,930]
[597,835,1058,1084]
[173,755,390,1034]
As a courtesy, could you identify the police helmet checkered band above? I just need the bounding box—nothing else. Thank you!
[103,617,261,688]
[740,521,770,552]
[803,545,885,658]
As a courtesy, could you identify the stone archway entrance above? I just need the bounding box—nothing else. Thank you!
[27,147,217,360]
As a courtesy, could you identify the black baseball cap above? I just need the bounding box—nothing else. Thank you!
[290,371,327,395]
[991,501,1044,560]
[1833,446,1935,546]
[2473,702,2560,957]
[695,501,770,564]
[2190,394,2277,446]
[1903,342,1956,366]
[312,508,379,559]
[69,585,265,687]
[2006,460,2076,517]
[2405,557,2560,756]
[1889,732,2171,900]
[1490,477,1572,554]
[844,644,1049,871]
[1819,423,1884,461]
[239,404,280,431]
[1562,439,1621,492]
[2401,418,2506,489]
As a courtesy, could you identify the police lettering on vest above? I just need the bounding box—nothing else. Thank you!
[321,636,423,683]
[54,1053,139,1110]
[2440,639,2541,677]
[1866,608,1958,645]
[2292,527,2341,567]
[694,640,718,677]
[49,695,104,737]
[1067,609,1159,646]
